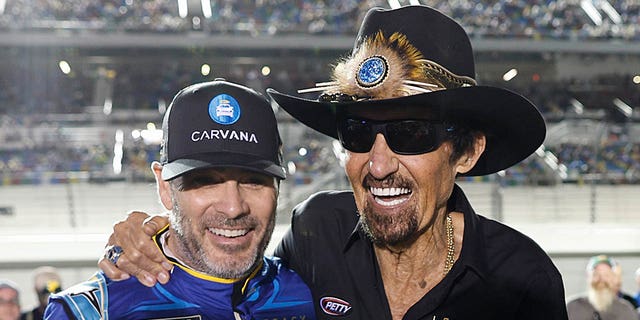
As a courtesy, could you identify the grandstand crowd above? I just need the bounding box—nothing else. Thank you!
[0,1,639,186]
[0,0,639,39]
[3,108,640,186]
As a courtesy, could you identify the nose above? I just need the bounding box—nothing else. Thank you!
[367,134,399,179]
[214,181,249,219]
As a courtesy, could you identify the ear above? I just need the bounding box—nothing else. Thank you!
[152,161,173,210]
[456,133,486,175]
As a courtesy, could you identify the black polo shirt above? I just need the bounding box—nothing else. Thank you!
[274,184,568,319]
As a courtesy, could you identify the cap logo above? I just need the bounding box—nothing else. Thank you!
[209,94,241,125]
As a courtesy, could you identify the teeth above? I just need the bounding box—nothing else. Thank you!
[374,197,408,206]
[208,228,249,238]
[369,187,411,207]
[370,187,411,197]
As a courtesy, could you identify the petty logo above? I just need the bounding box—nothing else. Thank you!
[319,296,352,316]
[209,94,241,125]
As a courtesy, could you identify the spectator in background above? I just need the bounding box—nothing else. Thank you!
[0,280,21,320]
[612,262,639,310]
[21,266,62,320]
[567,255,638,320]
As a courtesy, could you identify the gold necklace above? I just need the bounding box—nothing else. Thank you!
[443,214,455,275]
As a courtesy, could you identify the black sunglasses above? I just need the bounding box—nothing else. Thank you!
[337,117,454,155]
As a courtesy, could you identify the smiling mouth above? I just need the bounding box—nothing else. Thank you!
[369,187,412,206]
[208,228,250,238]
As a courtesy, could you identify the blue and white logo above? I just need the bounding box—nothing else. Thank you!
[209,94,241,125]
[356,55,388,88]
[320,296,352,316]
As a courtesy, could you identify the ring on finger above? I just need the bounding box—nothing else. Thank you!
[104,245,124,265]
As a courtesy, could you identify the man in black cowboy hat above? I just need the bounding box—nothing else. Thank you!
[99,5,568,319]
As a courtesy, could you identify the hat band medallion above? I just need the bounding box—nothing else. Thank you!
[356,55,389,89]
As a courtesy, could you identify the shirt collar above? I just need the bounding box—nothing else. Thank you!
[447,183,490,279]
[343,183,490,278]
[153,226,263,287]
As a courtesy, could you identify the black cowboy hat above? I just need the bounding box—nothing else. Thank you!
[267,5,545,176]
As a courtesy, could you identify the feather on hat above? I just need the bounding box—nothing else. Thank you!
[267,5,545,176]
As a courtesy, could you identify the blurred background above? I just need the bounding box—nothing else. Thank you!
[0,0,639,313]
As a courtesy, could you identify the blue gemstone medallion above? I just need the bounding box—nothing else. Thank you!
[356,55,388,88]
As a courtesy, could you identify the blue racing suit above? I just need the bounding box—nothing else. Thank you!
[44,227,314,320]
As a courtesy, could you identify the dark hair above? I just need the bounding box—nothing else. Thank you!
[447,122,479,164]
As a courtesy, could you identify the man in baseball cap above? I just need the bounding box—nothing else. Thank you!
[567,255,637,319]
[0,280,21,320]
[160,78,285,180]
[45,80,313,319]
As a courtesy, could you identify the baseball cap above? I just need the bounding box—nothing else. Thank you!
[33,266,62,295]
[0,279,20,299]
[160,79,286,180]
[586,255,616,271]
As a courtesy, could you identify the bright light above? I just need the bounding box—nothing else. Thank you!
[113,130,124,175]
[177,0,188,18]
[140,128,163,145]
[599,0,621,24]
[502,68,518,81]
[0,0,6,14]
[158,98,166,114]
[106,69,117,79]
[570,98,584,115]
[544,152,559,170]
[261,66,271,76]
[201,0,212,18]
[201,64,211,76]
[58,61,71,74]
[545,150,558,164]
[535,145,546,157]
[613,98,633,118]
[387,0,401,9]
[134,124,163,145]
[633,75,640,84]
[580,0,602,26]
[287,161,297,175]
[558,164,568,180]
[298,147,308,156]
[103,98,113,115]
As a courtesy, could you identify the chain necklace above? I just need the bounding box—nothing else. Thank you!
[443,214,455,276]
